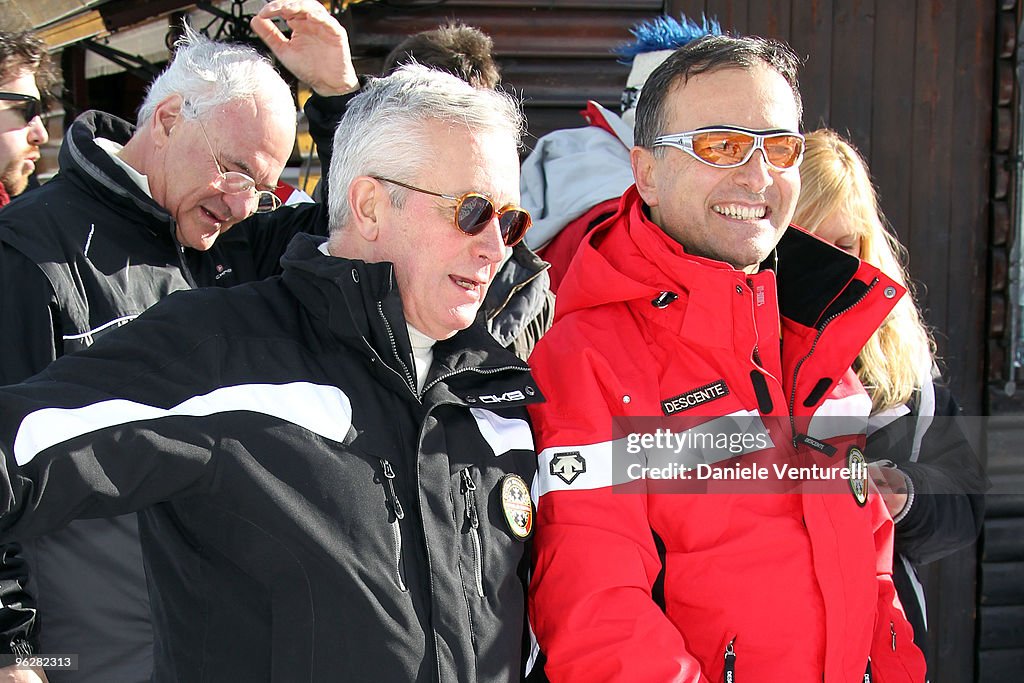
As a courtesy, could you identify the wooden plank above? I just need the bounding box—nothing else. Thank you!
[978,649,1024,683]
[985,493,1024,518]
[828,0,875,157]
[868,0,915,249]
[347,6,655,58]
[983,518,1024,562]
[747,0,790,43]
[505,58,628,106]
[919,549,980,683]
[980,561,1024,606]
[706,0,747,34]
[979,605,1024,648]
[666,0,715,21]
[905,0,957,349]
[943,0,995,413]
[789,0,833,130]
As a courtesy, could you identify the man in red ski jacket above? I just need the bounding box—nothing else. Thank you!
[527,34,927,683]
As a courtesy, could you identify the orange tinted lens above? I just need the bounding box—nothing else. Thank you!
[691,131,755,166]
[764,135,803,168]
[456,194,495,234]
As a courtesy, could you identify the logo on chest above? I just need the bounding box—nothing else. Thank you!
[661,380,730,415]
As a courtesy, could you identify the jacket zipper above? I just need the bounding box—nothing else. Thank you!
[724,637,736,682]
[422,364,530,395]
[891,621,896,650]
[460,469,485,597]
[168,218,199,288]
[788,278,878,446]
[376,301,418,397]
[380,458,408,592]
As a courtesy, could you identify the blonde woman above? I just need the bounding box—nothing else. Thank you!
[793,128,985,662]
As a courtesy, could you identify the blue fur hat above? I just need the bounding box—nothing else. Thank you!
[613,14,723,64]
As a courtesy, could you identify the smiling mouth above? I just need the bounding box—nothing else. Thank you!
[712,204,768,220]
[451,275,483,291]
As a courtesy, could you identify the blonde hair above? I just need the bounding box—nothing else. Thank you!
[792,129,935,413]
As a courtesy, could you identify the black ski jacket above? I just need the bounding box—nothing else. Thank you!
[0,233,541,682]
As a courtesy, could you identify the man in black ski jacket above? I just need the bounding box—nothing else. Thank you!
[0,2,356,680]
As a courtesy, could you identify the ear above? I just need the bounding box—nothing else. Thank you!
[348,176,385,242]
[631,146,660,208]
[150,94,184,149]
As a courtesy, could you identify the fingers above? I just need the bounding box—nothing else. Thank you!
[249,15,287,50]
[257,0,332,22]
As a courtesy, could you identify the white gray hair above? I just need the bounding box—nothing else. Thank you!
[327,63,524,231]
[137,25,295,126]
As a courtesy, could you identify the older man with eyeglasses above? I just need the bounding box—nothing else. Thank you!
[0,2,359,681]
[0,30,56,209]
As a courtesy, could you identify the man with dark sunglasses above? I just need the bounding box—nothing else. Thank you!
[526,35,927,682]
[294,20,554,360]
[0,62,538,682]
[0,30,56,209]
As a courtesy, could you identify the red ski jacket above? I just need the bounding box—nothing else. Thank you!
[527,187,927,683]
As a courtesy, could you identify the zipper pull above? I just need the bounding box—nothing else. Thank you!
[381,459,405,520]
[890,622,896,651]
[724,638,736,682]
[461,470,480,529]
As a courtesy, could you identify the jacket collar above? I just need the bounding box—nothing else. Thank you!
[61,110,174,235]
[561,185,893,325]
[280,234,530,397]
[479,241,550,348]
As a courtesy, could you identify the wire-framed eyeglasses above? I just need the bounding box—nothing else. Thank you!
[652,126,805,172]
[196,117,282,214]
[373,176,532,247]
[0,92,44,127]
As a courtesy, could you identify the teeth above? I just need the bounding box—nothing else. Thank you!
[714,205,767,220]
[454,278,476,290]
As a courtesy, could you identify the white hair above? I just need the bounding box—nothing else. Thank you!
[137,25,295,126]
[327,63,524,231]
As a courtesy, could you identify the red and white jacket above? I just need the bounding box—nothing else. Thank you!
[527,186,927,683]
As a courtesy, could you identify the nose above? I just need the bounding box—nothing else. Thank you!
[27,116,47,146]
[221,191,257,221]
[733,147,773,193]
[473,216,507,265]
